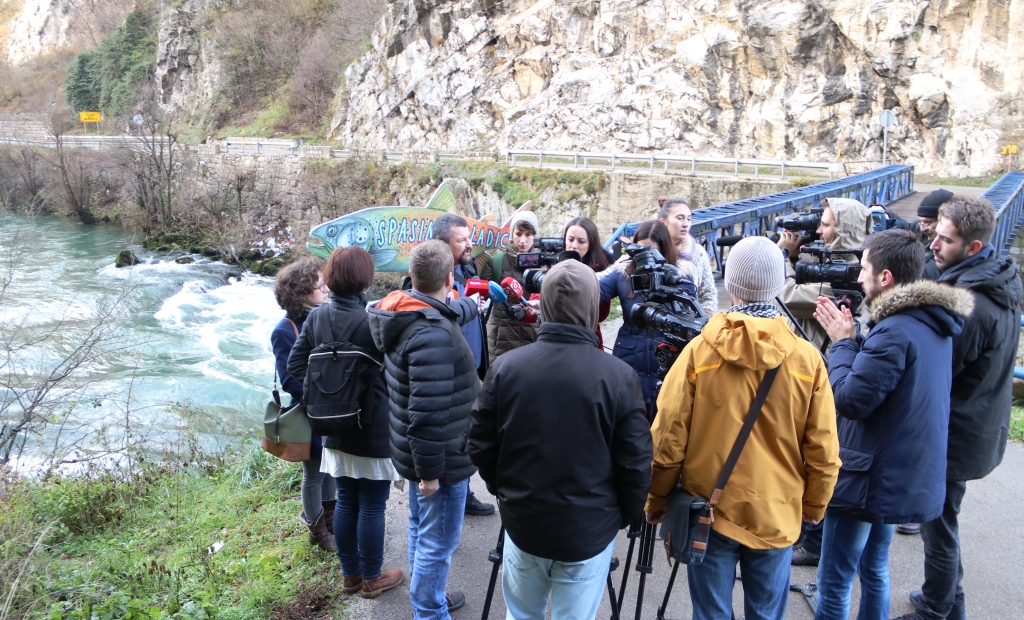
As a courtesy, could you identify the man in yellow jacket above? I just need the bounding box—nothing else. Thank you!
[645,236,841,620]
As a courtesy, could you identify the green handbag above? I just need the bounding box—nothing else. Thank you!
[261,319,312,462]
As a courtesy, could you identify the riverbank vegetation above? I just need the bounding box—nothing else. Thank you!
[0,442,350,619]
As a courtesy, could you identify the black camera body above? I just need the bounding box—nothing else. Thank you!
[794,241,865,313]
[518,241,583,295]
[624,244,708,380]
[771,210,822,245]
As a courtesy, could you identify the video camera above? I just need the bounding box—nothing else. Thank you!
[770,209,822,245]
[517,238,583,295]
[623,244,708,380]
[794,241,865,314]
[868,204,915,234]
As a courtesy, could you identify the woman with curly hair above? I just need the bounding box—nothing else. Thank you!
[272,259,337,552]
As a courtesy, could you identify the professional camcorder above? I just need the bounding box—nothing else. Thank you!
[518,238,583,295]
[623,244,708,381]
[868,204,915,234]
[770,210,822,245]
[794,241,865,313]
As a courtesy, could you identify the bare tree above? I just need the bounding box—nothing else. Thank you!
[42,111,96,224]
[0,143,47,214]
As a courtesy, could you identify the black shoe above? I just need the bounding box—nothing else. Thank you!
[446,590,466,612]
[890,614,917,620]
[465,493,495,516]
[896,523,921,535]
[791,545,820,567]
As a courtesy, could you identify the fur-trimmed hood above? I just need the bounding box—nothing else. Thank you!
[869,280,974,335]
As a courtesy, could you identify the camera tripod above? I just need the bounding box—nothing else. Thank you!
[480,524,623,620]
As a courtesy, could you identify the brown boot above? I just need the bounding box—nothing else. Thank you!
[322,499,336,537]
[341,574,362,595]
[360,568,404,599]
[299,510,336,552]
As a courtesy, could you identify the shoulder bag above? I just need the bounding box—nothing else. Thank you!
[660,365,780,565]
[261,318,312,462]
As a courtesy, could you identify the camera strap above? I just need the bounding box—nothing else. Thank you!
[692,365,780,553]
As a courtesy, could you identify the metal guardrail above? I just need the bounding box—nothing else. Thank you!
[2,135,173,150]
[604,165,915,272]
[505,149,844,180]
[979,172,1024,257]
[222,138,298,155]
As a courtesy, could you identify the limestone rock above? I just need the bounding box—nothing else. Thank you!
[5,0,134,65]
[333,0,1024,177]
[153,0,221,115]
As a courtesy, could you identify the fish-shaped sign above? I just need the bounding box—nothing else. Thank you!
[307,181,533,272]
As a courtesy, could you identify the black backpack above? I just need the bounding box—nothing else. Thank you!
[302,308,382,436]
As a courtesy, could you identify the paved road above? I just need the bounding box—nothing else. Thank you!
[343,443,1024,619]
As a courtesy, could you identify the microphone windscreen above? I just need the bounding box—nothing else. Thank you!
[501,277,524,302]
[487,280,508,304]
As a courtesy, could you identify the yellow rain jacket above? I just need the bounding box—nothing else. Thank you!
[646,312,841,550]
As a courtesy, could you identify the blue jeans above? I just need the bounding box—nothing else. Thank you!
[408,478,469,619]
[501,532,615,620]
[815,510,895,620]
[687,529,792,620]
[333,476,390,580]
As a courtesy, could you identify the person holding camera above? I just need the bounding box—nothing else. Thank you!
[480,211,540,363]
[645,236,840,620]
[287,247,404,599]
[469,259,653,620]
[776,197,873,350]
[810,229,973,620]
[599,220,696,418]
[658,198,718,313]
[271,259,337,553]
[368,240,483,618]
[563,217,612,347]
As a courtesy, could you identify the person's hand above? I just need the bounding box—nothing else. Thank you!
[776,230,802,256]
[813,295,857,342]
[802,513,821,525]
[419,479,439,497]
[646,509,666,524]
[526,298,541,318]
[468,293,484,312]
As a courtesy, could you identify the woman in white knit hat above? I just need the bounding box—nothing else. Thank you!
[480,210,541,363]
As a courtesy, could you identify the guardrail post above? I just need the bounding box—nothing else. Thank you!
[650,155,655,172]
[512,153,516,166]
[691,156,696,174]
[664,160,669,173]
[781,162,786,179]
[612,154,616,171]
[584,156,588,169]
[574,153,578,168]
[539,152,543,168]
[735,159,739,175]
[256,140,261,155]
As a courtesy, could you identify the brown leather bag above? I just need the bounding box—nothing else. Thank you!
[261,319,312,462]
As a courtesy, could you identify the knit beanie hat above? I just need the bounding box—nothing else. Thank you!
[918,189,953,219]
[509,210,539,235]
[540,259,599,330]
[725,237,786,303]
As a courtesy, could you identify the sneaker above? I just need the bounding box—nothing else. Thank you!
[360,568,405,599]
[896,523,921,535]
[909,589,925,609]
[446,590,466,612]
[465,493,495,516]
[791,545,820,567]
[341,573,362,595]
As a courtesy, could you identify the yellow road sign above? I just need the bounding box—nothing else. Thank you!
[79,112,101,123]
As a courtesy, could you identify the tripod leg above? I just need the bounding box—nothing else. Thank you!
[656,559,680,620]
[481,525,505,620]
[616,519,641,615]
[633,522,657,620]
[606,572,620,620]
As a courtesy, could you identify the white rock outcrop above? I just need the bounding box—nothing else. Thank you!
[332,0,1024,177]
[5,0,133,65]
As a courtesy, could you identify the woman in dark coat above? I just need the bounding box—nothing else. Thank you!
[599,221,696,418]
[564,217,611,348]
[287,247,404,600]
[271,260,336,552]
[480,210,541,363]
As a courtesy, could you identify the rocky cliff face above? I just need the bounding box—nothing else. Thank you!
[5,0,133,64]
[153,0,220,116]
[333,0,1024,177]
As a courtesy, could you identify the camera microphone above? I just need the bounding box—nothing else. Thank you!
[716,235,744,247]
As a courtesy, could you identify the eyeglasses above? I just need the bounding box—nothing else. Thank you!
[316,283,329,294]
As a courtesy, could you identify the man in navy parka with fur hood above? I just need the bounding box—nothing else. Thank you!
[810,230,974,620]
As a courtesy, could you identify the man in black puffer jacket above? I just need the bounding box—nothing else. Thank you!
[368,239,481,619]
[469,259,653,619]
[904,197,1024,620]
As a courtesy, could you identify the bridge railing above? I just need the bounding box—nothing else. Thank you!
[979,172,1024,257]
[604,165,915,273]
[505,149,844,180]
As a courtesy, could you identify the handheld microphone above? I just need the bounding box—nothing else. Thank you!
[500,277,525,303]
[464,278,490,298]
[488,280,529,322]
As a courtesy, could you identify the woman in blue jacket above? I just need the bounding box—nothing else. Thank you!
[271,259,336,552]
[600,221,697,418]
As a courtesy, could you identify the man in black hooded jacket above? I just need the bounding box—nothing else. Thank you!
[469,259,653,619]
[902,197,1024,620]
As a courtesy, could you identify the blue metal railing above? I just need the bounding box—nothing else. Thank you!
[979,172,1024,257]
[605,165,915,270]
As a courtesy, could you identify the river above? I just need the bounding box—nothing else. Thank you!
[1,213,285,469]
